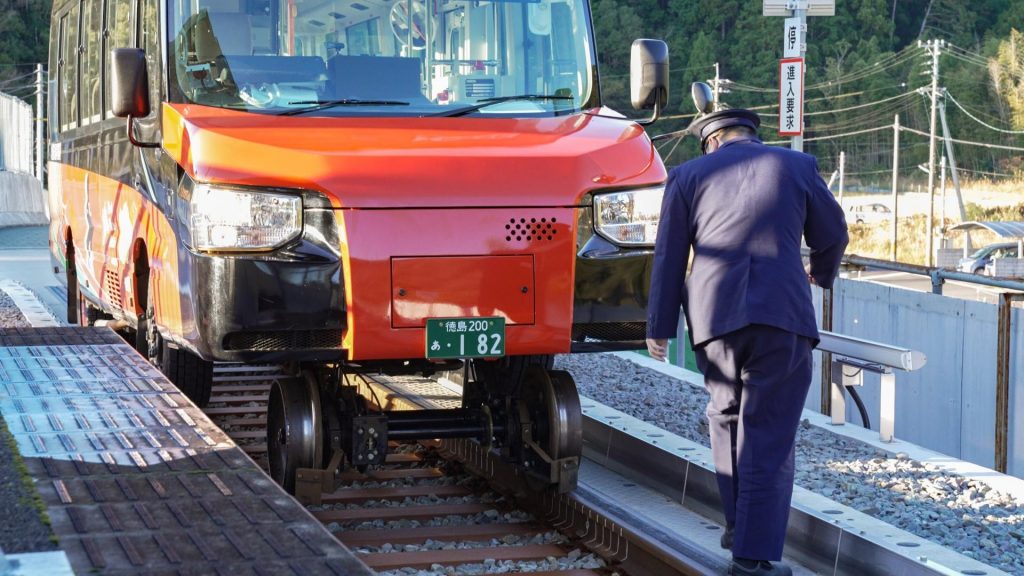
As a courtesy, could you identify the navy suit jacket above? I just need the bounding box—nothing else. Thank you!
[646,137,849,347]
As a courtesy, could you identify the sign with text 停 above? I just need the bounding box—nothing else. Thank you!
[783,17,805,57]
[778,57,804,136]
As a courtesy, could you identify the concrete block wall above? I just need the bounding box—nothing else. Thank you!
[990,258,1024,278]
[936,248,962,270]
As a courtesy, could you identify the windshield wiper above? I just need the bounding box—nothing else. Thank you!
[279,99,410,116]
[429,94,575,118]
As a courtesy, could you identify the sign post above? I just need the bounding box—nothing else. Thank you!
[764,0,834,151]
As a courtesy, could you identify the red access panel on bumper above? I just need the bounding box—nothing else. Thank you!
[390,255,535,328]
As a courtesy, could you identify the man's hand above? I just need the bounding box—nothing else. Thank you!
[646,338,669,362]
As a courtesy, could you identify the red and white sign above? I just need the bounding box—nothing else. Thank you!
[778,57,804,136]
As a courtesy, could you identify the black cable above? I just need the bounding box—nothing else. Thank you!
[845,385,871,430]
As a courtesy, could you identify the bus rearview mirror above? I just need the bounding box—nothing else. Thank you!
[110,48,151,119]
[630,39,669,126]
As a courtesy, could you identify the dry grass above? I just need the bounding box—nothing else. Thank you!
[843,178,1024,265]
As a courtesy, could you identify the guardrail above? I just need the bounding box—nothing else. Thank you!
[818,330,927,442]
[842,253,1024,294]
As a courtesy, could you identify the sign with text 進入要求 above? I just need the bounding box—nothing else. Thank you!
[778,57,804,136]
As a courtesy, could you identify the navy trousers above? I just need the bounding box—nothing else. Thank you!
[693,324,813,561]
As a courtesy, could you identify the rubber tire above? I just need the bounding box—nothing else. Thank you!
[65,266,79,324]
[142,276,213,407]
[77,291,103,327]
[160,344,214,408]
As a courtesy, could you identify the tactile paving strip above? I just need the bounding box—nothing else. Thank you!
[0,327,374,575]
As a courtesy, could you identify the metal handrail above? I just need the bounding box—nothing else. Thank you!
[842,253,1024,293]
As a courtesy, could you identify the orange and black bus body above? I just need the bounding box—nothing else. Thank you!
[49,0,670,490]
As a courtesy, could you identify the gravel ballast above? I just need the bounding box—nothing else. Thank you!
[554,353,1024,575]
[0,290,30,328]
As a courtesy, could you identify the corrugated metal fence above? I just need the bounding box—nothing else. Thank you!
[0,91,33,174]
[807,278,1023,478]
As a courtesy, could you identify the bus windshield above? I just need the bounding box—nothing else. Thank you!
[168,0,598,117]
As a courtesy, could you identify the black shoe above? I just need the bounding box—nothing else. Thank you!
[729,560,793,576]
[720,525,734,549]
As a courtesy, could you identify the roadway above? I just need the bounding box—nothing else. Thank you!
[0,226,67,321]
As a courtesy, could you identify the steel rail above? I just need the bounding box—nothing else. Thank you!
[582,399,1009,576]
[357,374,723,576]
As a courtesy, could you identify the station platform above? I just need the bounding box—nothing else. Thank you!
[0,326,374,575]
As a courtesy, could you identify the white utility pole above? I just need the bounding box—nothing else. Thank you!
[35,63,44,183]
[708,63,731,112]
[939,154,947,232]
[891,114,900,262]
[713,62,721,110]
[838,150,845,208]
[920,39,944,266]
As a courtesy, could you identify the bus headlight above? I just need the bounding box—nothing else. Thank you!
[593,186,664,246]
[189,184,302,251]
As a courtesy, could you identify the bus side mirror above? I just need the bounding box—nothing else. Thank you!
[691,82,715,114]
[630,39,669,125]
[110,48,150,118]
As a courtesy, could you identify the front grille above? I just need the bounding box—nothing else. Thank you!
[571,321,646,342]
[223,329,344,351]
[503,216,560,244]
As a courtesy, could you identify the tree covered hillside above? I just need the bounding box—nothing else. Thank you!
[1,0,1022,178]
[595,0,1024,178]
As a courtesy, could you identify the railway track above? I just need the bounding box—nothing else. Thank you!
[204,364,618,576]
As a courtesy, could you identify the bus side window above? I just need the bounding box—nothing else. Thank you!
[138,0,162,122]
[49,12,61,139]
[105,0,135,119]
[82,0,102,125]
[60,3,81,132]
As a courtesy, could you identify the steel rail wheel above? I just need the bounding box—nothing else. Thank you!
[519,365,582,491]
[268,373,324,494]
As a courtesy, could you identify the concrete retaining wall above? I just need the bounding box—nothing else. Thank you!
[808,279,1024,479]
[0,172,47,227]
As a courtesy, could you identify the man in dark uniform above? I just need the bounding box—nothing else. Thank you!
[645,109,848,576]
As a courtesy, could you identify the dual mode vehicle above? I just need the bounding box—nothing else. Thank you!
[47,0,675,493]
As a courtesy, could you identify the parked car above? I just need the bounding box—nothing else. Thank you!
[846,202,892,224]
[957,242,1019,275]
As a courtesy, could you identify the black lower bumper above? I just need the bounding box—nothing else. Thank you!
[180,208,347,363]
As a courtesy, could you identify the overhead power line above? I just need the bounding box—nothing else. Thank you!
[804,91,916,116]
[900,125,1024,151]
[945,91,1024,134]
[0,71,39,87]
[763,124,893,145]
[730,47,923,94]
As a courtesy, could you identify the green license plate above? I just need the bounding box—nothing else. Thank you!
[425,317,506,359]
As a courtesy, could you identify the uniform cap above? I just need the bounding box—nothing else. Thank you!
[690,108,761,144]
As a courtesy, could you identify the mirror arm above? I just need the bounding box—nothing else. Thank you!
[126,116,161,149]
[635,98,662,127]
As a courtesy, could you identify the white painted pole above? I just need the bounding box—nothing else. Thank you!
[838,150,845,208]
[791,5,807,153]
[35,63,44,184]
[891,114,900,261]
